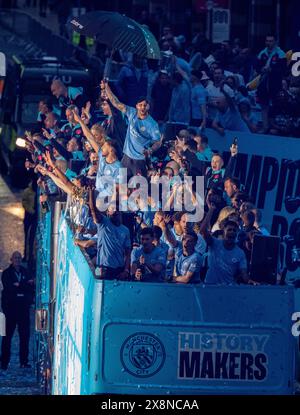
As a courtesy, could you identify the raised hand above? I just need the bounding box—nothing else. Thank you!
[42,128,52,140]
[44,150,55,168]
[72,109,81,124]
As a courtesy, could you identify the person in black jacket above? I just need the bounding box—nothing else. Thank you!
[1,252,34,370]
[99,98,127,150]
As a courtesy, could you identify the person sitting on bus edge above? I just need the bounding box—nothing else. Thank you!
[199,205,249,285]
[102,79,162,178]
[131,227,166,282]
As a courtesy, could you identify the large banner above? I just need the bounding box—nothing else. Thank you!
[206,129,300,277]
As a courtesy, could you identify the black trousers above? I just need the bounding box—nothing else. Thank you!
[121,154,148,178]
[1,303,30,368]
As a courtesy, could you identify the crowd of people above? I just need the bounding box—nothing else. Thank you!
[103,32,300,138]
[21,33,287,286]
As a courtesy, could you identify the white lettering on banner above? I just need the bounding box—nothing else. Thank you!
[291,52,300,77]
[65,262,84,395]
[43,75,73,84]
[206,129,300,276]
[291,312,300,337]
[177,332,269,381]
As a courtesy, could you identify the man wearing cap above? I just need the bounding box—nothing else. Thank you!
[103,80,161,178]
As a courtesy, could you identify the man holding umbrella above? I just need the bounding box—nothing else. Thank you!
[102,80,161,178]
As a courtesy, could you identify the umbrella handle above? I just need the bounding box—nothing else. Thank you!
[103,48,115,81]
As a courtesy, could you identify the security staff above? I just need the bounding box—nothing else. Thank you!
[1,252,34,370]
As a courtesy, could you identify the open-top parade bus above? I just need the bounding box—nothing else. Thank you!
[35,129,300,395]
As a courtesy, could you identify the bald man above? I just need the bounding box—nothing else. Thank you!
[50,79,87,119]
[1,252,34,370]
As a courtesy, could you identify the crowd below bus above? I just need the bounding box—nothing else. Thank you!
[20,31,297,286]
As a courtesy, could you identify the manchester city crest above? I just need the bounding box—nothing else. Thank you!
[120,332,166,377]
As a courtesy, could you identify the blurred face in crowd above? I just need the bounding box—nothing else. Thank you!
[67,138,79,152]
[153,211,164,226]
[91,125,105,145]
[162,167,174,179]
[265,36,276,51]
[38,100,50,114]
[140,233,154,250]
[101,141,112,158]
[51,80,66,99]
[11,251,22,268]
[225,76,236,90]
[166,161,180,176]
[45,113,57,129]
[223,224,238,243]
[158,72,170,85]
[84,141,92,152]
[224,179,238,198]
[107,206,121,226]
[180,213,191,233]
[66,108,76,124]
[136,100,149,118]
[231,194,243,210]
[213,68,224,84]
[210,62,219,73]
[182,234,196,256]
[90,152,98,165]
[211,155,224,171]
[194,135,206,152]
[100,100,112,116]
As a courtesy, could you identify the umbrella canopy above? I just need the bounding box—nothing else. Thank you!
[69,11,161,60]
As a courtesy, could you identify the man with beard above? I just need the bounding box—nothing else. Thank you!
[200,207,248,285]
[102,80,161,178]
[89,189,131,280]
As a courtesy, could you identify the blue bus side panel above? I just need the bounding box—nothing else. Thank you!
[52,217,296,395]
[97,283,295,395]
[36,209,51,307]
[52,217,93,395]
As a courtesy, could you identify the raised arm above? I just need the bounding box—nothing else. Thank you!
[36,164,73,195]
[44,150,71,187]
[102,80,126,113]
[49,138,72,161]
[72,110,101,153]
[88,187,103,224]
[159,215,178,248]
[199,206,216,245]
